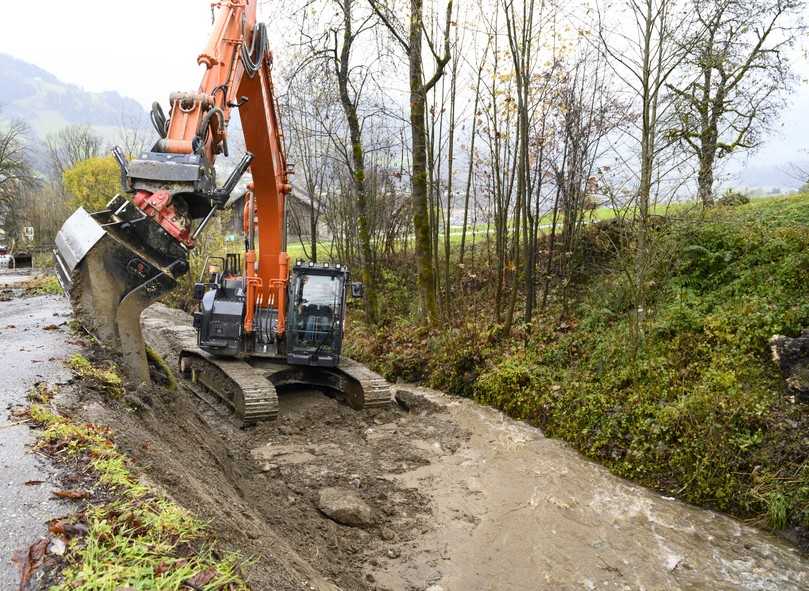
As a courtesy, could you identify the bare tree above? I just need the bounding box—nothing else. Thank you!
[45,124,103,182]
[0,120,36,201]
[116,108,151,157]
[597,0,697,342]
[669,0,805,205]
[0,120,37,241]
[333,0,382,323]
[283,61,339,263]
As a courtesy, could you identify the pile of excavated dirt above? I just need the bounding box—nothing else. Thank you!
[54,302,809,591]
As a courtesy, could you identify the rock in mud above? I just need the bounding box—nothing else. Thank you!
[394,387,442,414]
[771,330,809,402]
[317,487,374,527]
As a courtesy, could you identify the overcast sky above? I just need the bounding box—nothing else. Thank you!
[1,0,808,187]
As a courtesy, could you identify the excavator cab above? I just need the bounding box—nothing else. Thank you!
[192,258,351,368]
[286,262,349,367]
[193,258,350,366]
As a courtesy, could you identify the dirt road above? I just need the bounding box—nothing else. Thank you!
[5,290,805,590]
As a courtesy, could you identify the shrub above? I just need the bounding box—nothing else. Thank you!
[717,189,750,207]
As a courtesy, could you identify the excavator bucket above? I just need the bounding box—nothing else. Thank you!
[54,196,189,382]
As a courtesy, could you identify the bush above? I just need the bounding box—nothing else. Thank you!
[426,323,496,397]
[717,189,750,207]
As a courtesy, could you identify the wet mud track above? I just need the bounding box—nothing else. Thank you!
[58,303,809,589]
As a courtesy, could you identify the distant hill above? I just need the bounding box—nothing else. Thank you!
[0,53,148,139]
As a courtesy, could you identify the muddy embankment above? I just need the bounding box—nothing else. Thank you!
[59,303,809,591]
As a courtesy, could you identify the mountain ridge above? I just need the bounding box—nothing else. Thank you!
[0,53,148,139]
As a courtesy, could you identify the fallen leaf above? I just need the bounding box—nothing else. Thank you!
[24,480,44,486]
[47,520,65,536]
[52,489,90,500]
[48,538,66,556]
[154,561,171,576]
[12,537,49,587]
[42,324,59,331]
[185,567,217,588]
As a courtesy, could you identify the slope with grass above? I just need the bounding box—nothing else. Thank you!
[346,195,809,542]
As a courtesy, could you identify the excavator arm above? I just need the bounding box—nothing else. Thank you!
[54,0,291,381]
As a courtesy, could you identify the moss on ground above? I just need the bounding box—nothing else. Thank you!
[23,275,63,296]
[28,404,250,591]
[67,354,125,399]
[346,194,809,534]
[146,345,177,392]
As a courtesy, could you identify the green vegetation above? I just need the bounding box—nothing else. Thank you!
[67,354,125,398]
[28,405,249,591]
[23,275,63,295]
[347,195,809,531]
[146,345,178,392]
[63,155,121,211]
[27,382,57,404]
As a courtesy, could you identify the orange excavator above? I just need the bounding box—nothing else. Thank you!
[53,0,390,423]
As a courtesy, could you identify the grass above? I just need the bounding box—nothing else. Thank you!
[146,345,177,392]
[28,404,250,591]
[67,354,125,398]
[346,194,809,533]
[23,274,63,295]
[286,194,790,264]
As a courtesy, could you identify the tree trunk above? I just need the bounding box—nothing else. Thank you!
[697,125,718,206]
[409,0,438,323]
[336,0,378,324]
[459,57,483,269]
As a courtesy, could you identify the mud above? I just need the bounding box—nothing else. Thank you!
[56,303,809,590]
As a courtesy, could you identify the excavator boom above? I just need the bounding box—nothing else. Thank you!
[54,0,289,381]
[53,0,391,421]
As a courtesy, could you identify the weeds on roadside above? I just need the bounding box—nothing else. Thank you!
[29,405,251,591]
[23,275,63,296]
[67,354,125,398]
[27,382,57,404]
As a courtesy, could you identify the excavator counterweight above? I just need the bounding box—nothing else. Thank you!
[53,0,392,421]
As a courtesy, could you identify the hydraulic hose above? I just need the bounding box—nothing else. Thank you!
[241,22,268,77]
[196,107,225,155]
[150,102,168,138]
